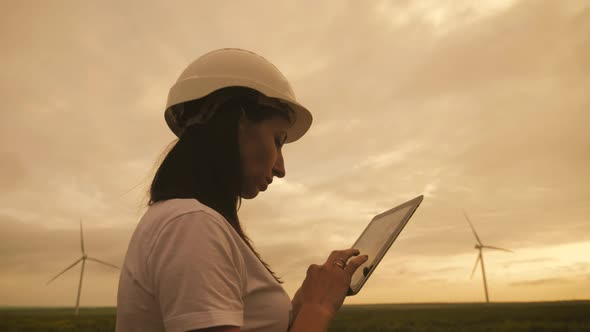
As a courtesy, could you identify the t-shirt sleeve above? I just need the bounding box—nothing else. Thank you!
[147,211,245,332]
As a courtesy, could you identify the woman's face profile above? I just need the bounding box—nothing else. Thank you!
[238,114,290,199]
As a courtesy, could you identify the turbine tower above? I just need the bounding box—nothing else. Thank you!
[47,219,119,315]
[463,211,513,303]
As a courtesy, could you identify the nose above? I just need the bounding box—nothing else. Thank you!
[272,150,286,178]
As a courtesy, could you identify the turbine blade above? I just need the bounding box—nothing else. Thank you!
[46,257,83,285]
[482,245,513,253]
[80,218,85,255]
[471,253,481,279]
[463,210,483,245]
[87,257,120,269]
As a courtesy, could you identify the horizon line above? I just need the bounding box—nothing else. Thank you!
[2,299,590,309]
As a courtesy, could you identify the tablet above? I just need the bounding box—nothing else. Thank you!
[347,195,423,296]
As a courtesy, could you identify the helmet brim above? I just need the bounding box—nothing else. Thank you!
[165,76,312,143]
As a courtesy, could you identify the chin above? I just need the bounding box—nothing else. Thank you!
[240,190,259,199]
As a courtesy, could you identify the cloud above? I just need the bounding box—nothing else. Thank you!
[510,277,571,287]
[0,215,132,275]
[0,152,27,192]
[502,257,557,268]
[0,0,589,305]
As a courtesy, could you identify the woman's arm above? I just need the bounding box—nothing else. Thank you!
[288,304,333,332]
[288,249,369,332]
[188,326,240,332]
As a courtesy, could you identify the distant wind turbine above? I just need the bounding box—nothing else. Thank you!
[463,210,513,303]
[46,219,119,315]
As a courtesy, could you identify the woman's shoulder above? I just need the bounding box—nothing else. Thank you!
[136,198,234,245]
[142,198,241,255]
[148,198,226,225]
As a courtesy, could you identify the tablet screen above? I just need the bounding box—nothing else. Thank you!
[349,196,422,295]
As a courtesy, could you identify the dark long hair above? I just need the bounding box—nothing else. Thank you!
[148,87,293,284]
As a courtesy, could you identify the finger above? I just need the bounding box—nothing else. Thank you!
[326,250,344,262]
[344,255,369,274]
[327,248,361,263]
[306,264,321,276]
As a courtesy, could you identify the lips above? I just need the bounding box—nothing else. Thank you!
[260,178,271,191]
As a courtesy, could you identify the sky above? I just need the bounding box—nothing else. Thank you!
[1,0,589,307]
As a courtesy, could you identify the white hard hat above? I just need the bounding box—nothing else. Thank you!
[164,48,312,143]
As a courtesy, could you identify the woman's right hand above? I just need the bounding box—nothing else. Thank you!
[295,248,368,320]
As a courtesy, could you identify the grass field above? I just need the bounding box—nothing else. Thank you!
[1,301,589,332]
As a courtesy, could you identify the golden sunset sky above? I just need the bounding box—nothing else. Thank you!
[1,0,589,307]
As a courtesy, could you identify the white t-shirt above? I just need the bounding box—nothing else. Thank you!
[116,198,293,332]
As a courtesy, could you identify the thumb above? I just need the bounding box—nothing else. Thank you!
[345,254,369,274]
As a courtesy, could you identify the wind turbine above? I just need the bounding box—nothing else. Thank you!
[47,219,120,315]
[463,211,513,303]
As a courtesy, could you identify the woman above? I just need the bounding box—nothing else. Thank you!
[116,48,369,332]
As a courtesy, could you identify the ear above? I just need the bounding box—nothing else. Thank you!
[238,106,249,132]
[237,107,250,140]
